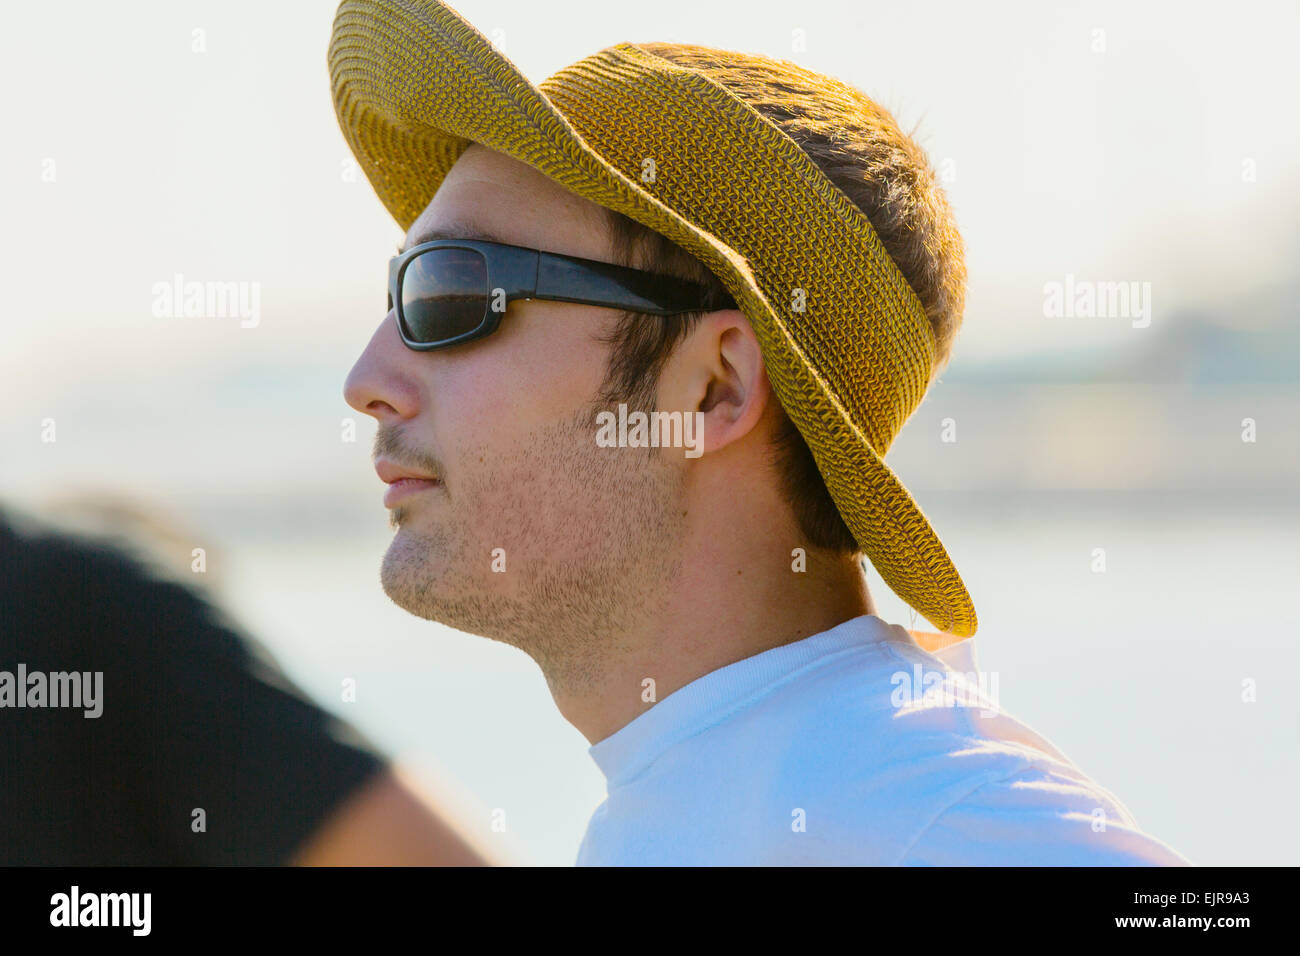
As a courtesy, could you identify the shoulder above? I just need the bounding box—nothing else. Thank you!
[871,635,1190,865]
[758,638,1186,866]
[897,763,1190,866]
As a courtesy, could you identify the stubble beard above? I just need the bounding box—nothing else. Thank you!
[379,405,685,691]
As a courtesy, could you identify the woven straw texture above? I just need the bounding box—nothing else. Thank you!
[328,0,978,636]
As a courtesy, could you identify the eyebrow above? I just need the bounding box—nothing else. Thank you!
[398,223,514,254]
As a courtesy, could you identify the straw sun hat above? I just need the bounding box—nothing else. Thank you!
[328,0,978,636]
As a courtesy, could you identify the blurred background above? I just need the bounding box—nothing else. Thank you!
[1,0,1296,865]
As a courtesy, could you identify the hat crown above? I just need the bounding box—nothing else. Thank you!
[538,44,936,458]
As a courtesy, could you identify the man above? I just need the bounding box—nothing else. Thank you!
[334,0,1187,865]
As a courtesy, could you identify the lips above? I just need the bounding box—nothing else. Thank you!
[375,460,439,485]
[374,459,442,508]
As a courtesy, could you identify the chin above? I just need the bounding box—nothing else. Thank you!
[379,519,427,583]
[378,530,532,645]
[378,525,463,616]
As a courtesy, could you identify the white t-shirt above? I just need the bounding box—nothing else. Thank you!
[576,614,1188,865]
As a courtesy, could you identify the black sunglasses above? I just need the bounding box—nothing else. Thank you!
[388,238,735,351]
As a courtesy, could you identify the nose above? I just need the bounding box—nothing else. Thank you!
[343,311,422,423]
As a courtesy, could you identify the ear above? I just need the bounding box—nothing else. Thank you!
[655,309,771,457]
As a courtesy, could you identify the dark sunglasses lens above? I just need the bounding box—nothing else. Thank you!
[400,248,488,344]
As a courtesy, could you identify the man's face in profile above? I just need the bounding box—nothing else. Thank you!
[343,145,685,662]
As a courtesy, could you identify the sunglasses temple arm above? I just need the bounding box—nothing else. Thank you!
[536,253,715,315]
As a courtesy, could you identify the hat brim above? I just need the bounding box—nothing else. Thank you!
[329,0,978,636]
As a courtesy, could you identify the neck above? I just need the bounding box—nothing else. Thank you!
[546,517,875,746]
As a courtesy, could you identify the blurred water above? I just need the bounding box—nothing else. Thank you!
[212,490,1299,866]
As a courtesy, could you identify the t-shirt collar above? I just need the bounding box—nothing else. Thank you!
[587,613,917,787]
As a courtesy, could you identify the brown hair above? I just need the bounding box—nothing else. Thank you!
[596,43,967,553]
